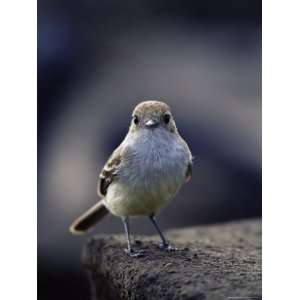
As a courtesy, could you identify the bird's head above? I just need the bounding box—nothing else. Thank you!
[129,100,177,134]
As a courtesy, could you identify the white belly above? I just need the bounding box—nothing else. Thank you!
[104,172,183,216]
[103,129,189,217]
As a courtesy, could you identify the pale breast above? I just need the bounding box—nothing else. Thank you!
[104,129,190,216]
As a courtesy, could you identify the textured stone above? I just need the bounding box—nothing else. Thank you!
[83,219,261,300]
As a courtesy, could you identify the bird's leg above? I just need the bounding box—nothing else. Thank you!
[149,214,177,251]
[121,217,144,257]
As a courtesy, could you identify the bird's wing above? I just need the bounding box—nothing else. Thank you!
[185,160,193,182]
[179,135,193,183]
[97,145,124,197]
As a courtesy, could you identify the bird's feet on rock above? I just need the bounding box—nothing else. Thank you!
[157,242,178,252]
[124,248,145,258]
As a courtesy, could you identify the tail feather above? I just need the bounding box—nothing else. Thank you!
[69,201,109,235]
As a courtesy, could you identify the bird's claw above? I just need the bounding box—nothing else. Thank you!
[124,248,145,258]
[157,242,178,252]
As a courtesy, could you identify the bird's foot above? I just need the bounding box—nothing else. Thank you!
[124,248,145,258]
[157,242,178,252]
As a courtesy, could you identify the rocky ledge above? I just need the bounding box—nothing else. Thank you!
[83,219,261,300]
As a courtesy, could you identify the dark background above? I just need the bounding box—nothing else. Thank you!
[38,1,261,299]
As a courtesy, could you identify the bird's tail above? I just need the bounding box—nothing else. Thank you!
[69,201,109,235]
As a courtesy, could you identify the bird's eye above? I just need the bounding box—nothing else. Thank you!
[163,113,171,124]
[133,115,139,125]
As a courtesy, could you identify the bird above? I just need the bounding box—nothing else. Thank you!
[70,100,192,257]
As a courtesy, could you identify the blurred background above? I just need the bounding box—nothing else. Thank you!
[38,1,261,299]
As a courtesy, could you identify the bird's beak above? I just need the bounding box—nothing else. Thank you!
[145,119,159,128]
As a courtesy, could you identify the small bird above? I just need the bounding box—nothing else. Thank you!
[70,100,192,257]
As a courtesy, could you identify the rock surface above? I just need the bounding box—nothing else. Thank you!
[83,219,261,300]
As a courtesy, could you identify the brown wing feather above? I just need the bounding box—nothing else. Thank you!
[185,161,193,182]
[70,145,125,235]
[97,146,123,197]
